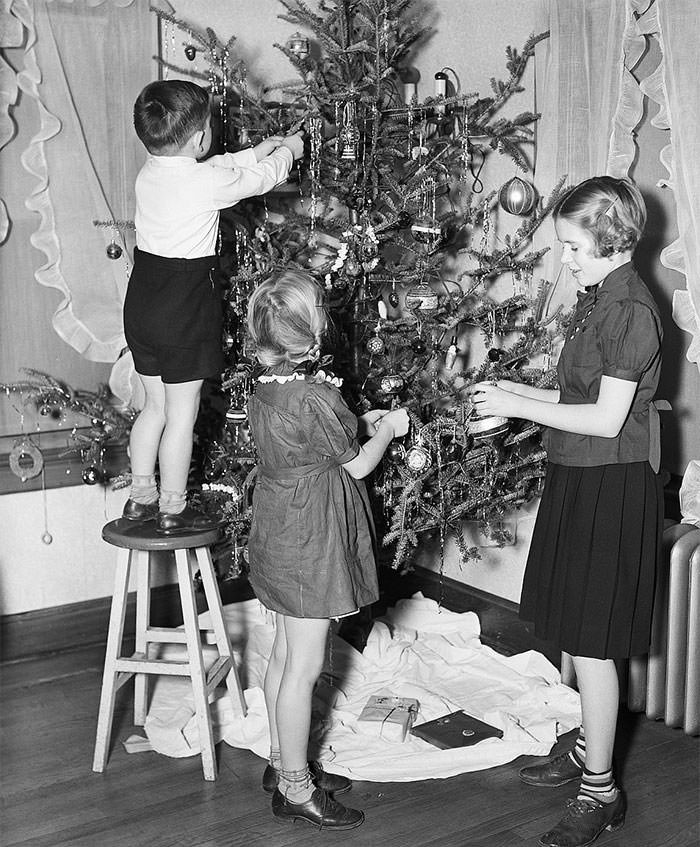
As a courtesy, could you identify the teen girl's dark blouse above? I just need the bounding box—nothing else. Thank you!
[543,262,662,467]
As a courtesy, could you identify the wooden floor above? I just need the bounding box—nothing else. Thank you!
[1,605,699,847]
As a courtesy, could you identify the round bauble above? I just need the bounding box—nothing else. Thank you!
[185,44,197,61]
[388,290,400,308]
[397,210,413,229]
[487,347,502,362]
[410,217,443,249]
[411,336,427,354]
[441,438,463,463]
[467,415,510,442]
[226,406,248,424]
[82,466,101,485]
[386,442,406,463]
[366,335,385,356]
[404,283,438,315]
[498,176,538,216]
[106,242,122,260]
[405,444,433,473]
[344,256,363,278]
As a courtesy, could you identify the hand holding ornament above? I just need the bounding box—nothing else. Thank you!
[469,381,524,419]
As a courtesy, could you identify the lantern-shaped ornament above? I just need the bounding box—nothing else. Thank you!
[405,443,433,474]
[404,283,438,315]
[287,31,310,58]
[498,176,538,216]
[380,374,405,394]
[339,120,360,161]
[410,217,443,251]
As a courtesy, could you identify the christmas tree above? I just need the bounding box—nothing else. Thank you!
[155,2,568,573]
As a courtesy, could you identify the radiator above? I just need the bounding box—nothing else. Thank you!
[627,523,700,736]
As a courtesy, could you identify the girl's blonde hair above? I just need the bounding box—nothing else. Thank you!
[553,175,646,258]
[247,269,327,367]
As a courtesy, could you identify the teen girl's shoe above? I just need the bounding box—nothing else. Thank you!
[519,751,582,787]
[122,499,158,522]
[262,761,352,795]
[538,792,626,847]
[271,787,364,830]
[155,504,221,535]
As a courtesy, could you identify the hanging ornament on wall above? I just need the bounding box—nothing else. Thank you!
[498,176,538,216]
[287,31,310,58]
[8,438,44,482]
[404,283,438,315]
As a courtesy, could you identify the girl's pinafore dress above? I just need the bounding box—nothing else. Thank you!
[246,367,379,619]
[520,263,664,659]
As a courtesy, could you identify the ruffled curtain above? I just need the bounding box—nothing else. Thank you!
[3,0,150,366]
[534,0,700,374]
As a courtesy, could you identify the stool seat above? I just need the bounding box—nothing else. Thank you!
[102,518,221,550]
[93,518,246,781]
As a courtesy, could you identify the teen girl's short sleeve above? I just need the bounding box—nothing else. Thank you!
[601,300,661,382]
[301,385,360,464]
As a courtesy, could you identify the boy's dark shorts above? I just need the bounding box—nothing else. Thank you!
[123,248,224,384]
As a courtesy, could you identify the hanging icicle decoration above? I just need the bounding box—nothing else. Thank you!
[340,100,359,162]
[308,115,323,248]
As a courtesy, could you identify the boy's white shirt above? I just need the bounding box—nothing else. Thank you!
[135,146,293,258]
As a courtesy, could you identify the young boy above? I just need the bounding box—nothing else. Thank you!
[122,79,303,534]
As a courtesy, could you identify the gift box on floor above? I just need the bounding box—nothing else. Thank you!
[357,692,420,742]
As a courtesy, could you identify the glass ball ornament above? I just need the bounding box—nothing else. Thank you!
[405,444,433,473]
[366,335,385,356]
[82,465,101,485]
[411,336,427,354]
[498,176,538,216]
[388,290,400,308]
[467,415,510,442]
[184,44,197,61]
[106,241,122,260]
[397,210,413,229]
[287,31,310,58]
[344,255,363,278]
[404,283,438,315]
[441,437,464,463]
[386,442,406,463]
[488,347,502,362]
[226,406,248,424]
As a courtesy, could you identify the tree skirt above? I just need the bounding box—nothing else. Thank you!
[142,594,581,781]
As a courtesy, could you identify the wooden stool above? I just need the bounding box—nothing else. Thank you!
[93,518,247,781]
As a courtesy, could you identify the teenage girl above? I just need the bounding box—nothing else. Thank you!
[246,270,409,830]
[472,176,663,847]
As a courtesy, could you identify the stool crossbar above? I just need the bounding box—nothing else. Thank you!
[93,519,247,781]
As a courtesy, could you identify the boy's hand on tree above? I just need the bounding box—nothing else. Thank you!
[280,131,305,160]
[252,135,285,162]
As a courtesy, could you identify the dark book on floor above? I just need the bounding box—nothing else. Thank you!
[410,711,503,749]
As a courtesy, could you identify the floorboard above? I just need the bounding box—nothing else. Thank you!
[1,586,698,847]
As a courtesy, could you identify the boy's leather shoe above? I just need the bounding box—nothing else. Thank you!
[519,751,582,787]
[262,761,352,795]
[155,505,221,535]
[122,499,158,522]
[538,792,626,847]
[271,787,364,830]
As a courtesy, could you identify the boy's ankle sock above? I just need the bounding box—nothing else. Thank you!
[577,766,617,804]
[159,489,187,515]
[129,474,158,505]
[278,766,314,804]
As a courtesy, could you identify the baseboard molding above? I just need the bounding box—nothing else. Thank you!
[1,566,557,667]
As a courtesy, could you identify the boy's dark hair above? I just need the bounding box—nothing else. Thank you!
[553,175,647,258]
[133,80,210,154]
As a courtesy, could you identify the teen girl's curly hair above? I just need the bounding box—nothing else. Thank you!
[553,176,647,258]
[247,270,327,368]
[133,80,210,154]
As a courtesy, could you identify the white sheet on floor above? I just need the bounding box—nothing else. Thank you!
[143,593,581,781]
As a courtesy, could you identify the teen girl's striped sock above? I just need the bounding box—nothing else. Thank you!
[567,726,586,769]
[577,766,618,803]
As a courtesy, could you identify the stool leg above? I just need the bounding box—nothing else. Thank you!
[194,546,247,717]
[93,548,132,773]
[133,549,151,726]
[175,548,217,781]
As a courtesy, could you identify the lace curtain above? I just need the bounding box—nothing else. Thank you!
[2,0,151,381]
[533,0,700,373]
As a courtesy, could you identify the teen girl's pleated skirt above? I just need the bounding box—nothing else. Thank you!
[519,461,663,659]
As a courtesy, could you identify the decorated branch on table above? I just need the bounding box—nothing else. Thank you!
[1,370,136,486]
[150,1,565,574]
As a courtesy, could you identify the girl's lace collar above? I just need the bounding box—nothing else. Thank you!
[257,367,342,388]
